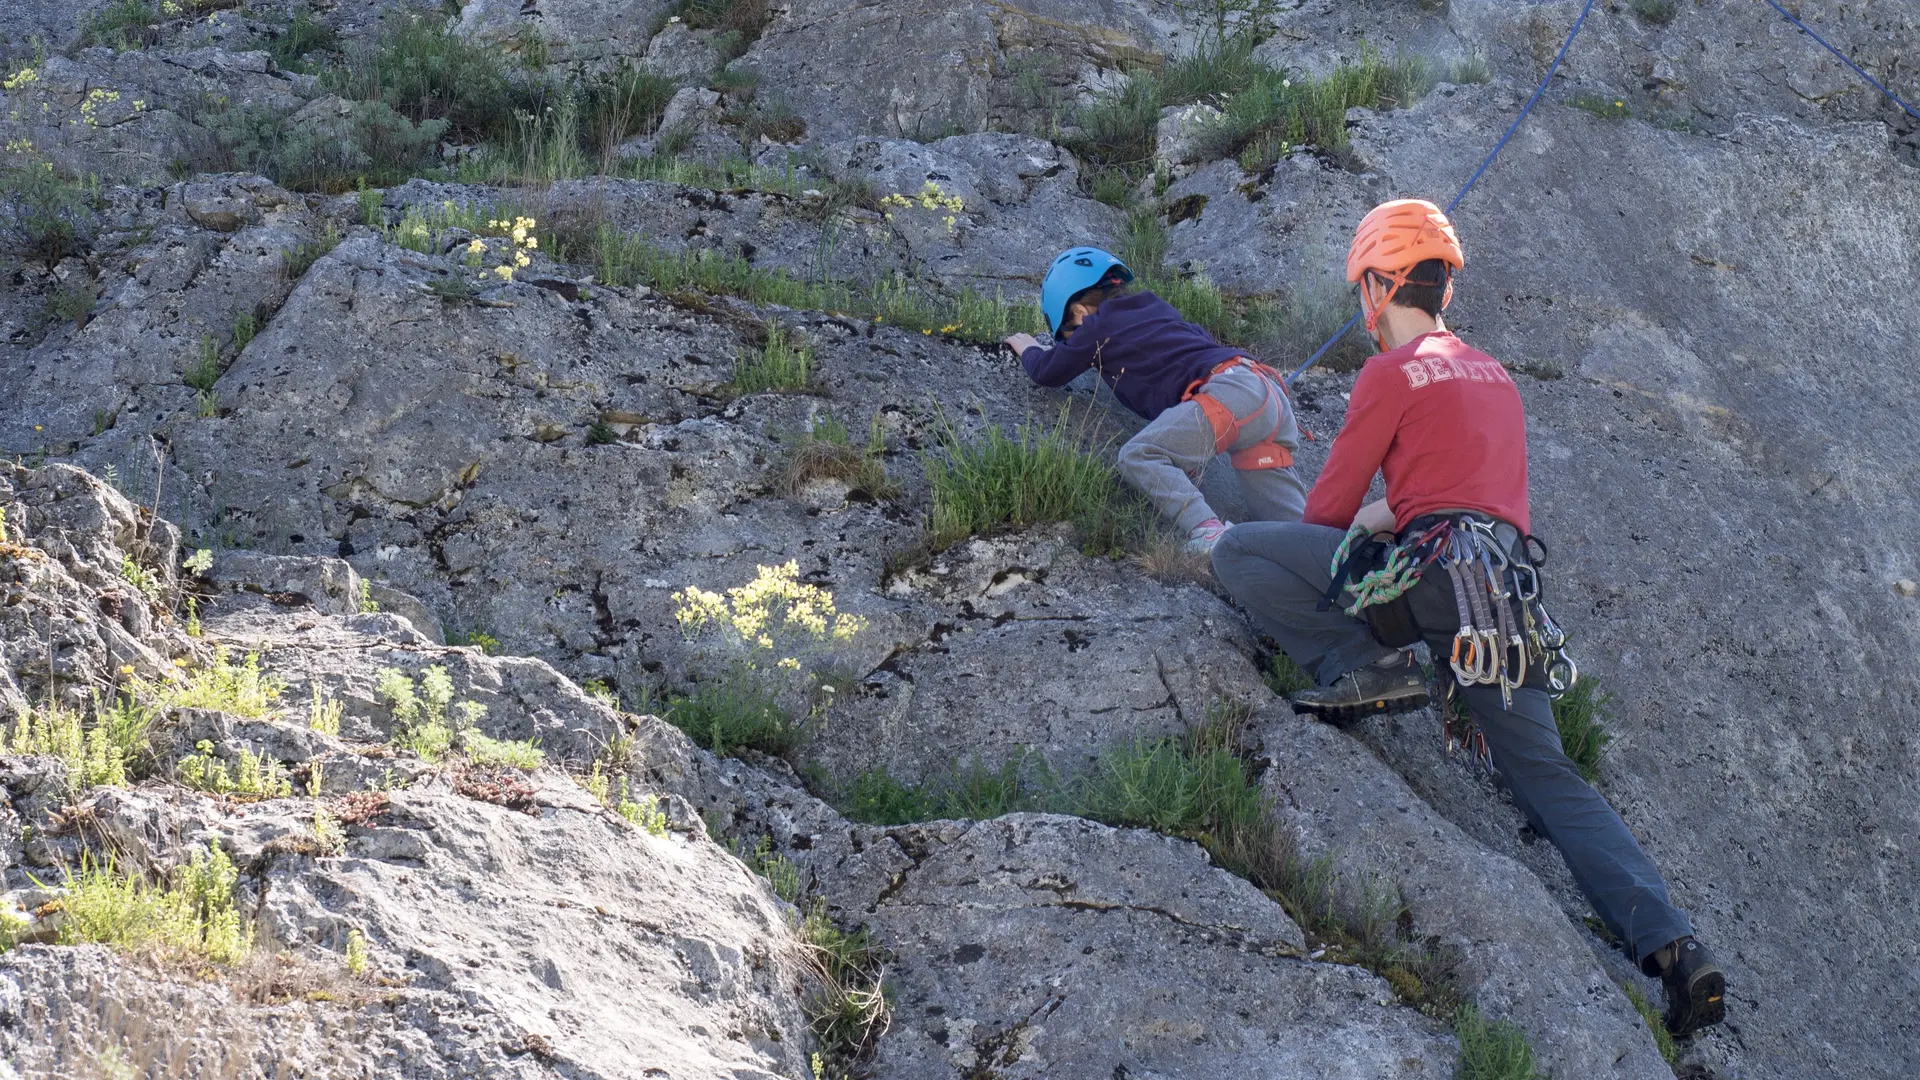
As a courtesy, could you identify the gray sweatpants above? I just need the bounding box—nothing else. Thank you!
[1116,365,1307,533]
[1212,521,1693,967]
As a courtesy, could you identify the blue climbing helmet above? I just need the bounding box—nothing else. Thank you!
[1040,247,1134,335]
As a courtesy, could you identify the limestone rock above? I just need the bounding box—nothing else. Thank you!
[1156,102,1221,169]
[642,21,725,82]
[455,0,673,69]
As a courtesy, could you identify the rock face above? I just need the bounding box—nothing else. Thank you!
[5,1,1920,1078]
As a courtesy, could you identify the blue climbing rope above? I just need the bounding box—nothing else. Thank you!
[1282,0,1600,387]
[1755,0,1920,124]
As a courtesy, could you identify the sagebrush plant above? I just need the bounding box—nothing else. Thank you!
[53,845,250,965]
[376,665,488,763]
[176,740,293,800]
[47,277,99,331]
[669,562,865,757]
[923,410,1151,554]
[188,99,447,194]
[0,150,100,265]
[782,413,897,501]
[729,324,814,395]
[344,928,370,977]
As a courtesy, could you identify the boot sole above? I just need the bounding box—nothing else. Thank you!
[1666,966,1726,1036]
[1290,691,1431,725]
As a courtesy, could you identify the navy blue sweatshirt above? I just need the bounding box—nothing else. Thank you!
[1019,290,1244,420]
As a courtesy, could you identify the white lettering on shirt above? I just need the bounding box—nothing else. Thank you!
[1399,353,1515,390]
[1402,361,1431,389]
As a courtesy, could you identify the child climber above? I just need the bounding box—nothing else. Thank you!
[1002,247,1305,552]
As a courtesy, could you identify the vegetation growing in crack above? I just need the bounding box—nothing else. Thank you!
[47,844,250,966]
[373,664,536,767]
[781,412,898,503]
[177,739,294,799]
[1453,1006,1547,1080]
[728,323,815,395]
[832,702,1463,1015]
[922,409,1153,555]
[669,562,865,758]
[1445,674,1613,784]
[585,228,1044,345]
[146,648,284,719]
[1,695,156,791]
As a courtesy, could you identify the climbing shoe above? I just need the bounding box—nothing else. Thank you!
[1185,518,1230,554]
[1288,656,1429,724]
[1657,937,1726,1036]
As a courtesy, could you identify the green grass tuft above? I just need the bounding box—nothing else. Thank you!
[1566,93,1633,121]
[666,677,800,757]
[782,413,897,501]
[729,323,814,394]
[1453,1006,1547,1080]
[1,698,154,790]
[1267,652,1312,696]
[1625,984,1679,1064]
[923,411,1150,554]
[1551,676,1613,784]
[145,648,284,718]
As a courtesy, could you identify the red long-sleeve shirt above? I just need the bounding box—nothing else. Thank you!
[1303,331,1531,534]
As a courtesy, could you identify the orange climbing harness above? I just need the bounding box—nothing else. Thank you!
[1181,357,1295,470]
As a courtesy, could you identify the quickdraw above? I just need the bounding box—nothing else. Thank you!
[1333,512,1583,764]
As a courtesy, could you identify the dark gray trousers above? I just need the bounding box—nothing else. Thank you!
[1212,520,1693,967]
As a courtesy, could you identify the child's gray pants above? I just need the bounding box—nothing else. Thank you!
[1116,365,1307,533]
[1212,520,1694,968]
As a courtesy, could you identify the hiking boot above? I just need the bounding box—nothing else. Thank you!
[1288,656,1429,723]
[1185,518,1230,554]
[1656,937,1726,1036]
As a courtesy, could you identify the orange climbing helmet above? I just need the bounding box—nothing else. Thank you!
[1346,199,1465,345]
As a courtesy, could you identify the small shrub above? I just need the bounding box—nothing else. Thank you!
[1629,0,1679,25]
[144,648,284,718]
[176,740,294,800]
[54,845,250,965]
[0,160,99,265]
[1067,73,1160,202]
[585,420,621,445]
[377,665,486,764]
[667,676,799,757]
[617,792,668,835]
[267,8,339,71]
[357,580,379,614]
[447,629,502,654]
[184,334,222,392]
[1551,676,1613,784]
[325,17,524,143]
[729,323,814,394]
[427,274,479,306]
[47,278,99,330]
[782,413,896,501]
[582,678,621,709]
[1453,1006,1546,1080]
[231,312,257,352]
[582,761,669,836]
[79,0,160,51]
[189,100,448,194]
[923,412,1149,554]
[675,0,774,40]
[344,928,369,977]
[733,834,803,902]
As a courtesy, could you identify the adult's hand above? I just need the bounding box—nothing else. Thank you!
[1353,498,1396,538]
[1003,333,1040,358]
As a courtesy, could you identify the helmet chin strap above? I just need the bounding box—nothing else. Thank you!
[1362,271,1454,350]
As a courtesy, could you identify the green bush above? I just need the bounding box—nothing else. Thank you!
[325,17,525,143]
[143,648,284,718]
[0,163,99,266]
[176,739,294,799]
[1266,652,1312,696]
[189,100,448,194]
[1629,0,1679,25]
[46,277,99,330]
[55,845,249,965]
[1,698,154,790]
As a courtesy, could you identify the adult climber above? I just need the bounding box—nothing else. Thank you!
[1209,199,1727,1036]
[1002,248,1306,552]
